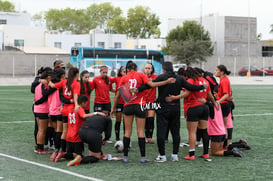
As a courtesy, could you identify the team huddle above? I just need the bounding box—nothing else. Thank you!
[31,60,251,166]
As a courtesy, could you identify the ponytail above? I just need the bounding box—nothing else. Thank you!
[217,64,231,75]
[66,67,79,92]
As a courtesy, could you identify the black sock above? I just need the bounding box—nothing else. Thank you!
[200,129,209,154]
[228,142,245,150]
[34,118,38,145]
[148,117,154,139]
[44,127,50,146]
[138,137,146,157]
[81,156,99,164]
[61,139,66,152]
[196,128,202,142]
[145,118,150,138]
[115,121,121,141]
[189,149,195,156]
[55,132,62,151]
[48,127,55,146]
[123,137,130,157]
[224,150,233,156]
[37,144,44,150]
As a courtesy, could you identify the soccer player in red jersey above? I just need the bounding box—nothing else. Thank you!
[111,66,126,141]
[66,95,106,166]
[143,63,158,144]
[79,70,93,113]
[214,65,232,148]
[91,66,114,117]
[167,67,217,160]
[48,67,80,162]
[111,61,175,163]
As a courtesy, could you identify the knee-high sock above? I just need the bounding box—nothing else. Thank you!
[61,139,66,152]
[115,121,121,140]
[200,129,209,154]
[196,128,202,142]
[55,132,62,151]
[145,118,150,138]
[123,137,130,157]
[138,137,146,157]
[148,117,155,138]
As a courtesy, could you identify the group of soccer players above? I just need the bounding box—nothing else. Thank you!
[31,60,250,166]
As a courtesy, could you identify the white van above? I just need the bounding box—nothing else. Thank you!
[173,64,187,72]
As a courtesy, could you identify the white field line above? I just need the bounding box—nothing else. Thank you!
[0,121,33,124]
[0,153,103,181]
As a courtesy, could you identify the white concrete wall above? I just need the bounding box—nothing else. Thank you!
[1,25,45,47]
[126,38,166,51]
[45,33,90,52]
[0,12,31,26]
[0,31,3,50]
[90,32,126,49]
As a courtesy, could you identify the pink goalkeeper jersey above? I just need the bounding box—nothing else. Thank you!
[207,106,226,136]
[34,83,49,113]
[226,112,233,129]
[48,90,62,116]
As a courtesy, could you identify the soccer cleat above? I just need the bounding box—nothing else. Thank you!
[67,155,82,166]
[140,158,150,164]
[50,152,58,162]
[171,154,179,162]
[201,154,210,159]
[155,155,167,162]
[148,138,154,144]
[106,140,113,144]
[239,139,251,150]
[231,147,245,157]
[54,152,66,162]
[197,143,203,148]
[180,143,189,147]
[145,138,149,143]
[184,154,195,160]
[36,149,51,155]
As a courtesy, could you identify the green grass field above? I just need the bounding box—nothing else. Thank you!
[0,85,273,181]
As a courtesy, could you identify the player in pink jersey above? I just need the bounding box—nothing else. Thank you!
[143,63,158,144]
[111,66,126,141]
[111,61,175,163]
[79,70,93,113]
[34,68,54,154]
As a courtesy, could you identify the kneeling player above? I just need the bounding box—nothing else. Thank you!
[67,114,112,166]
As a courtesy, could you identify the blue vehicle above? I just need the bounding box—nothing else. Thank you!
[70,47,167,77]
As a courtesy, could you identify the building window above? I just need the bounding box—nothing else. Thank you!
[14,40,24,47]
[54,42,62,48]
[74,42,82,47]
[98,42,105,48]
[0,19,7,24]
[114,42,121,48]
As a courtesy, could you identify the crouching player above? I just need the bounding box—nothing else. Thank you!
[62,95,105,166]
[68,113,112,166]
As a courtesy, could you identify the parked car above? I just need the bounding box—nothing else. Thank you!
[260,66,273,75]
[173,64,187,72]
[238,66,267,76]
[86,65,116,77]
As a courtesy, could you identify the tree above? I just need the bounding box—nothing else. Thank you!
[0,0,15,12]
[45,8,92,34]
[124,6,160,38]
[86,2,122,33]
[163,21,213,66]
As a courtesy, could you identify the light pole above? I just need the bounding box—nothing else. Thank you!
[247,0,251,76]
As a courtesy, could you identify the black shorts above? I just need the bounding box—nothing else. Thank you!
[186,105,209,122]
[210,135,225,142]
[94,103,111,112]
[62,116,68,123]
[115,104,124,113]
[227,128,233,140]
[221,103,231,117]
[123,104,146,118]
[66,141,84,155]
[50,115,62,122]
[35,113,49,120]
[79,128,102,153]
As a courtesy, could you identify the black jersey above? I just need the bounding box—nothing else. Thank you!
[81,116,112,141]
